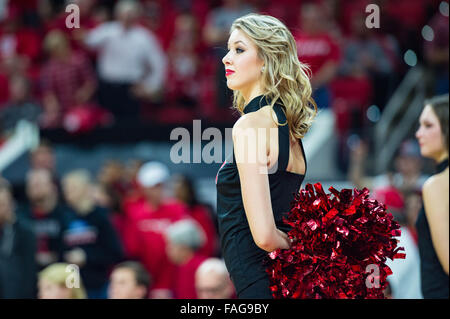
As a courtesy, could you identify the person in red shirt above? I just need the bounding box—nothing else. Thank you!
[40,30,97,128]
[123,161,187,298]
[165,219,207,299]
[173,174,218,257]
[293,2,340,109]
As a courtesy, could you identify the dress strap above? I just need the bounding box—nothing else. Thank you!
[272,104,290,171]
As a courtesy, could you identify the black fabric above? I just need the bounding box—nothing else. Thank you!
[61,206,124,290]
[416,158,449,299]
[216,95,306,297]
[0,218,37,298]
[17,203,70,271]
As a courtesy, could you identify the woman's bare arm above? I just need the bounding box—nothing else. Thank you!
[233,114,290,252]
[423,170,449,274]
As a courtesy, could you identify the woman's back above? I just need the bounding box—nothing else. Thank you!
[416,160,449,298]
[216,95,307,295]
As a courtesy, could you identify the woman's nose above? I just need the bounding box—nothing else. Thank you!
[222,51,231,65]
[415,127,422,139]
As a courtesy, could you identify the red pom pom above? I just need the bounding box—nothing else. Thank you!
[266,183,405,299]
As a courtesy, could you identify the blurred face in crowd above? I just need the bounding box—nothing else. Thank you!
[62,176,90,208]
[26,169,56,205]
[416,105,447,161]
[300,4,323,34]
[142,183,164,207]
[9,76,29,103]
[38,279,72,299]
[31,145,55,172]
[172,175,190,203]
[195,270,234,299]
[0,190,14,225]
[394,155,422,177]
[98,160,123,185]
[222,29,264,97]
[166,240,189,265]
[115,1,140,28]
[108,268,146,299]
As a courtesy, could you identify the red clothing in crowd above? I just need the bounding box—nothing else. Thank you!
[173,254,207,299]
[294,32,340,76]
[40,51,96,112]
[188,204,217,257]
[122,197,188,294]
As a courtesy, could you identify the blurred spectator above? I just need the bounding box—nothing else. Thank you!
[30,139,57,174]
[373,187,423,299]
[163,13,202,123]
[349,138,428,194]
[19,168,69,270]
[203,0,254,110]
[40,29,97,128]
[0,4,41,81]
[122,161,187,298]
[403,189,423,243]
[294,1,340,109]
[165,218,207,299]
[38,262,87,299]
[424,10,449,96]
[173,174,218,257]
[0,73,41,135]
[0,177,37,298]
[84,0,167,122]
[338,10,395,110]
[195,258,235,299]
[61,169,124,299]
[108,261,151,299]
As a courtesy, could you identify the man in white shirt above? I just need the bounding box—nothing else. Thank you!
[84,0,167,121]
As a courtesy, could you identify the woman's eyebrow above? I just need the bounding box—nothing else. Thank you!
[227,40,247,48]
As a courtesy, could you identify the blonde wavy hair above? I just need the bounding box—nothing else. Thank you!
[230,13,317,139]
[39,263,87,299]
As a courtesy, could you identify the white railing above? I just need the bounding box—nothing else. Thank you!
[0,120,40,172]
[374,66,425,174]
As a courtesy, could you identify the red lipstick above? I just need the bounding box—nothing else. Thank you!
[225,69,235,76]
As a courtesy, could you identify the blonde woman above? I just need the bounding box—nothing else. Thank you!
[216,13,317,298]
[415,94,449,298]
[38,263,87,299]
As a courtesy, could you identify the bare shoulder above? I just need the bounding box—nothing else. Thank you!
[424,168,449,191]
[232,106,275,135]
[423,168,449,206]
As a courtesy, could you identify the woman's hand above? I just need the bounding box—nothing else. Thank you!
[275,229,291,250]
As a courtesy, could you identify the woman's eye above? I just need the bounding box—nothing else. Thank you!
[236,48,244,53]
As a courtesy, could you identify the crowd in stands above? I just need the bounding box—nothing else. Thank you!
[1,139,229,298]
[0,0,448,299]
[0,0,446,131]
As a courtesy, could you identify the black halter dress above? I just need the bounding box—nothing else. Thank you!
[216,95,307,298]
[416,158,449,299]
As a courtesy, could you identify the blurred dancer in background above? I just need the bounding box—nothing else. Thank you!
[415,94,449,299]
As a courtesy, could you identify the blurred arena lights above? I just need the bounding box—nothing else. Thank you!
[421,25,435,42]
[366,105,381,123]
[404,50,418,67]
[439,1,449,16]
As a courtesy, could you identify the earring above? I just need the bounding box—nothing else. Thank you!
[261,66,265,73]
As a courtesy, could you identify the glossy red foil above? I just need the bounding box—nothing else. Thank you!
[265,183,405,299]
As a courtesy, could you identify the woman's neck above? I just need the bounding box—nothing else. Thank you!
[436,151,449,164]
[241,84,265,106]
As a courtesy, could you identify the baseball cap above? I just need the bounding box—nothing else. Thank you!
[166,219,206,250]
[137,161,170,187]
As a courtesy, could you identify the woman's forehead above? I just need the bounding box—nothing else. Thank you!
[228,29,251,46]
[420,105,439,122]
